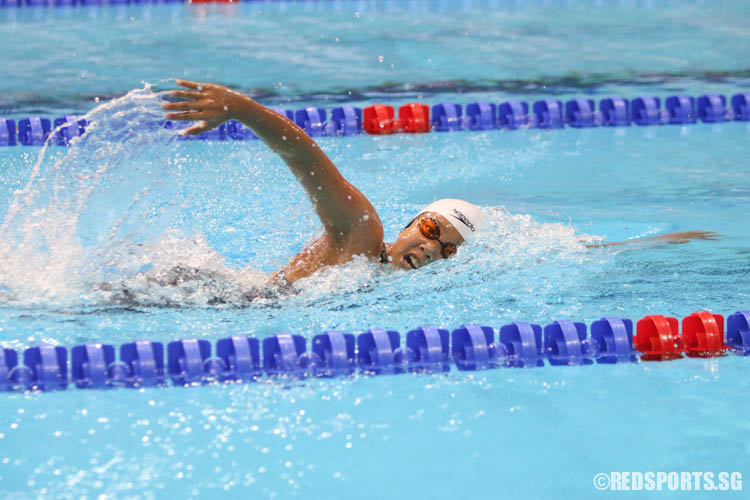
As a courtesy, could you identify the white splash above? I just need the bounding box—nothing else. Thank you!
[0,85,202,304]
[0,85,603,308]
[474,206,601,268]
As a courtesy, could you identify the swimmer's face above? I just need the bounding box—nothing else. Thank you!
[387,212,465,270]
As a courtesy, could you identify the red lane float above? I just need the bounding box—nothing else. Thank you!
[634,312,728,360]
[398,103,430,133]
[363,103,431,135]
[681,311,727,357]
[363,105,398,134]
[634,314,683,361]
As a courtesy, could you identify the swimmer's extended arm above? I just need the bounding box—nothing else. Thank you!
[585,231,720,248]
[162,80,382,245]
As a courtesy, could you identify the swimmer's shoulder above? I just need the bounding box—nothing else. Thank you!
[342,210,384,257]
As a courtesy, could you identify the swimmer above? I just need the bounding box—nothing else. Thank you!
[162,80,719,284]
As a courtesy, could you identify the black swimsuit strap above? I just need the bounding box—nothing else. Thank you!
[379,242,388,264]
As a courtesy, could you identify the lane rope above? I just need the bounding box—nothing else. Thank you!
[2,92,748,147]
[1,310,748,391]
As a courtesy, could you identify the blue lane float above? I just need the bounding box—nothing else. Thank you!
[330,106,362,136]
[665,95,696,125]
[726,311,750,355]
[71,342,116,388]
[2,92,748,147]
[0,348,18,391]
[564,98,597,128]
[590,317,638,364]
[312,331,356,377]
[498,321,544,368]
[53,115,87,145]
[465,102,496,130]
[600,97,630,126]
[405,326,450,373]
[632,96,663,126]
[697,94,729,123]
[23,344,68,391]
[543,320,595,366]
[451,323,501,371]
[732,94,750,121]
[431,102,462,132]
[295,107,328,137]
[0,119,16,146]
[17,116,51,146]
[120,340,166,387]
[498,101,530,129]
[0,0,727,9]
[167,338,214,385]
[215,335,261,381]
[357,328,404,375]
[262,333,307,376]
[532,99,564,129]
[0,0,184,6]
[3,310,750,392]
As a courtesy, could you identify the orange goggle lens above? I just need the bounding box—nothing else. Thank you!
[417,216,457,258]
[442,244,457,258]
[417,217,440,238]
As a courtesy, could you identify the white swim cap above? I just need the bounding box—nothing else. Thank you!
[419,198,482,241]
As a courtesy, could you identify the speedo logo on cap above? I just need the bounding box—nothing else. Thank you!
[450,209,475,232]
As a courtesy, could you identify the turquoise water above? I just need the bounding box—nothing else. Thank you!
[2,0,749,117]
[2,1,750,498]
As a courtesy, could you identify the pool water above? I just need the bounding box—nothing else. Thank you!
[2,1,750,498]
[3,0,750,118]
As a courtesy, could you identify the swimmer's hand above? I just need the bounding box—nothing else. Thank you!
[648,231,721,244]
[162,80,248,136]
[586,231,721,248]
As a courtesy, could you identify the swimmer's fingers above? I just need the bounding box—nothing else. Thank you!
[162,100,201,112]
[651,231,723,245]
[695,231,722,240]
[166,90,202,101]
[176,79,204,90]
[663,231,722,242]
[164,111,214,121]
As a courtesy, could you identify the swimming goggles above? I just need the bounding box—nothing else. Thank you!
[409,215,458,259]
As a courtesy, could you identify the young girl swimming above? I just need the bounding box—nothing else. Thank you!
[162,80,718,285]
